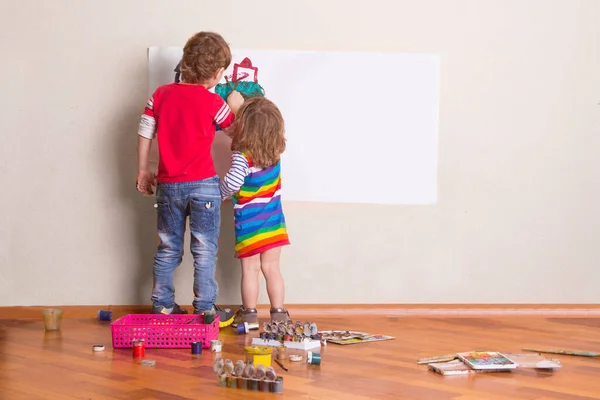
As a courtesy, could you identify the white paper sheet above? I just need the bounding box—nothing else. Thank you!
[148,48,440,205]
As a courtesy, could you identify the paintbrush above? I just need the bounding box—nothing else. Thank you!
[224,76,236,91]
[522,348,599,357]
[274,358,288,371]
[416,354,458,364]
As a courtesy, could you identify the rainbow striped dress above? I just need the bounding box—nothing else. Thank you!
[220,151,290,258]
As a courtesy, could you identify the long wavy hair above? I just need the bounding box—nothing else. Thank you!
[230,97,286,168]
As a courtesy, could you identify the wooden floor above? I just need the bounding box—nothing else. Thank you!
[1,314,600,399]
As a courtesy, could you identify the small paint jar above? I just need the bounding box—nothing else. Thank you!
[284,334,292,342]
[259,332,267,340]
[226,376,237,388]
[210,340,222,353]
[132,339,145,359]
[237,377,247,390]
[237,322,249,334]
[97,310,112,321]
[204,311,215,324]
[270,377,283,394]
[218,374,227,387]
[191,342,202,356]
[276,346,287,360]
[259,379,270,392]
[307,352,321,366]
[248,379,259,391]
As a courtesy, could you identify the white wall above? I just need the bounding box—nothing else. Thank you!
[1,0,599,306]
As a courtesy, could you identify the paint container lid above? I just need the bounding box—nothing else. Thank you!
[92,345,105,352]
[289,354,302,362]
[141,359,156,367]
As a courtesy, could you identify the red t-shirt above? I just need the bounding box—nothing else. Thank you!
[138,83,234,183]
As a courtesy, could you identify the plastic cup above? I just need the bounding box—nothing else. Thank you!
[42,308,63,331]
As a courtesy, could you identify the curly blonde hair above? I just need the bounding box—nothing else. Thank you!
[230,97,286,168]
[181,32,231,83]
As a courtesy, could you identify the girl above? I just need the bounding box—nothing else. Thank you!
[220,97,291,325]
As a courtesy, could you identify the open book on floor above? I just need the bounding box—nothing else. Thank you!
[428,359,510,376]
[427,353,561,375]
[318,330,394,345]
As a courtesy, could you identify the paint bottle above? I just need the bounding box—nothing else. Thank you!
[248,379,259,391]
[237,377,247,390]
[237,322,249,334]
[259,379,270,392]
[191,342,202,357]
[132,339,145,359]
[97,310,112,321]
[226,376,237,388]
[307,352,321,366]
[210,340,222,352]
[270,377,284,394]
[277,346,287,360]
[204,311,215,324]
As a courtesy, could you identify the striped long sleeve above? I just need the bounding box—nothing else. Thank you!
[213,97,234,129]
[138,96,157,139]
[220,152,249,199]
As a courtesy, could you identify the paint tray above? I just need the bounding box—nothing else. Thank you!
[251,337,321,350]
[111,313,220,349]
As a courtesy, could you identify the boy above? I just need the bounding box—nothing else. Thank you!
[136,32,244,322]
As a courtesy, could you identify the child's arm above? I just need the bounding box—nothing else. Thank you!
[220,152,249,199]
[136,97,157,195]
[213,91,244,131]
[227,90,244,115]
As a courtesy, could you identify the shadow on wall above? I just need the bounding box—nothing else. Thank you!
[213,132,240,306]
[112,104,157,308]
[216,200,240,305]
[110,98,240,308]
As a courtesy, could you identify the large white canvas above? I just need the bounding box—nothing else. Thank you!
[148,48,440,205]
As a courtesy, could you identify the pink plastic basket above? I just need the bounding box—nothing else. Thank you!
[110,313,220,349]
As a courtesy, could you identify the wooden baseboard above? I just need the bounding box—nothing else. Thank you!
[1,304,600,319]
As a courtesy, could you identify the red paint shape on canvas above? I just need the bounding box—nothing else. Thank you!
[232,57,259,83]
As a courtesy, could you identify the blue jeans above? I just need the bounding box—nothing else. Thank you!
[151,177,221,311]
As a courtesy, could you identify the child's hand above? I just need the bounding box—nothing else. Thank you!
[136,170,156,195]
[227,91,245,114]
